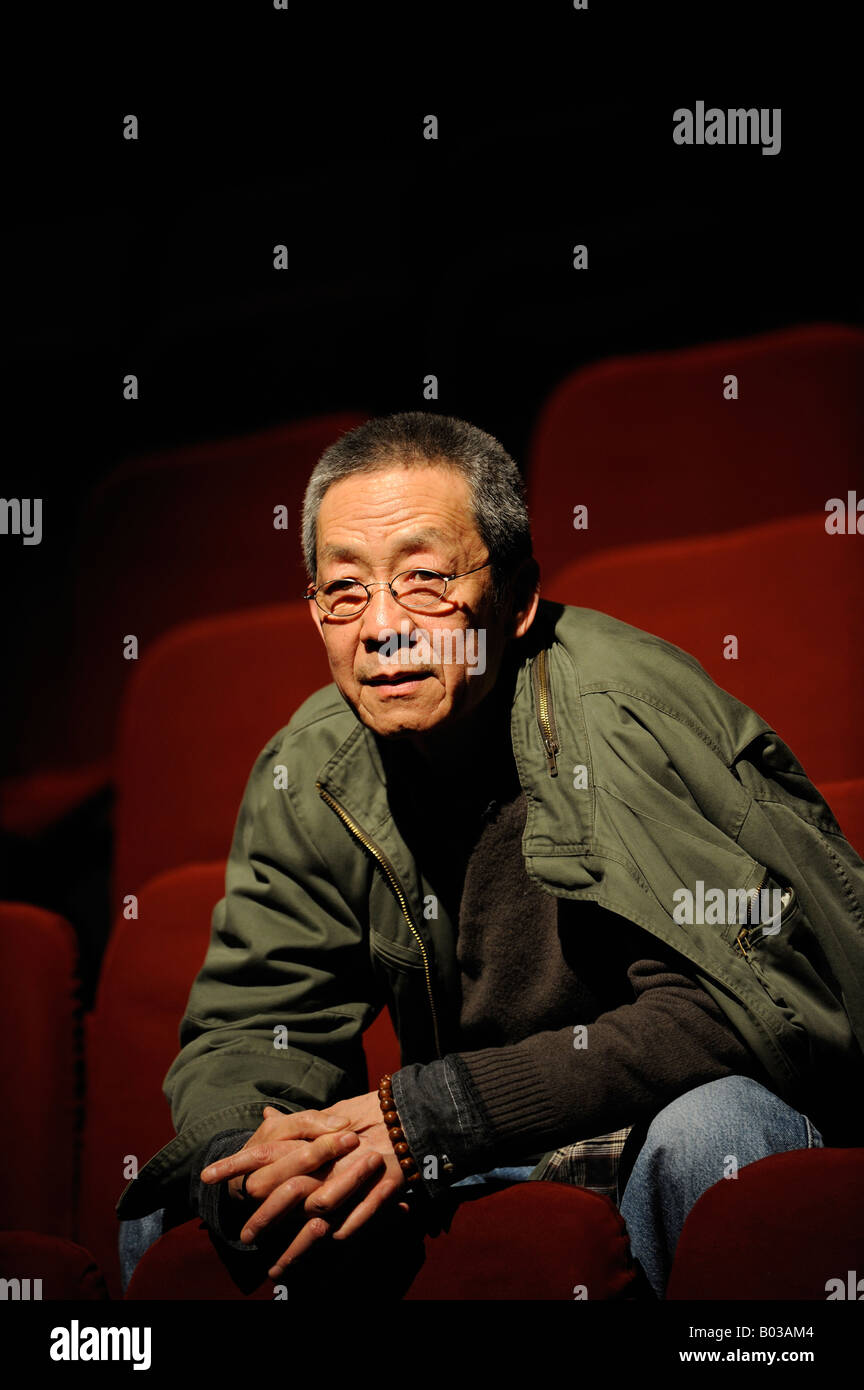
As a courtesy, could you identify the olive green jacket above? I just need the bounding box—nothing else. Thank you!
[117,599,864,1219]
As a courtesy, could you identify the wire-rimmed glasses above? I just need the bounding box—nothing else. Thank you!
[304,561,492,616]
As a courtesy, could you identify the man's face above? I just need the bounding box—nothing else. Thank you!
[308,463,537,741]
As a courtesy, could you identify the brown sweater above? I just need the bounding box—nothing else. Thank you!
[385,740,766,1160]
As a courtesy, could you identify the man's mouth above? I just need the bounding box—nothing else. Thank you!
[366,671,434,686]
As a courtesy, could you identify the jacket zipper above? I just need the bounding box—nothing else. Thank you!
[532,646,560,776]
[734,876,795,959]
[316,781,443,1059]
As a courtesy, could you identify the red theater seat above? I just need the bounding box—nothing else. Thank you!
[78,862,400,1299]
[77,862,230,1298]
[545,512,864,784]
[0,1231,109,1301]
[666,1148,864,1300]
[529,322,863,580]
[0,903,80,1237]
[125,1183,643,1301]
[403,1182,640,1300]
[112,601,331,910]
[0,760,112,840]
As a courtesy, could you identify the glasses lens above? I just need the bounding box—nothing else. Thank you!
[391,569,448,610]
[319,580,369,615]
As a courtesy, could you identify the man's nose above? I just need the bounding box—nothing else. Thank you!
[359,583,414,641]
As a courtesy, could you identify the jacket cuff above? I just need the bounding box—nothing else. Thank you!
[191,1129,258,1251]
[391,1057,496,1199]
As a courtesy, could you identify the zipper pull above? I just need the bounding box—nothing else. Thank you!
[543,735,559,777]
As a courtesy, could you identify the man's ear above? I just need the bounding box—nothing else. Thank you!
[509,557,541,640]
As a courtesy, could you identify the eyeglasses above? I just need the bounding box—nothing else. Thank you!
[304,561,492,616]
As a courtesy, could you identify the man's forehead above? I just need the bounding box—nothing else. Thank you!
[319,463,467,512]
[316,464,481,563]
[317,527,456,563]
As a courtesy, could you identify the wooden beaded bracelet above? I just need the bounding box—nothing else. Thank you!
[378,1073,421,1184]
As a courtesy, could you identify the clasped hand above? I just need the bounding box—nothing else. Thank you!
[199,1093,410,1278]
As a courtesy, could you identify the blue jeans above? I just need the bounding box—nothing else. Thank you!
[120,1208,168,1293]
[618,1074,823,1297]
[119,1076,823,1297]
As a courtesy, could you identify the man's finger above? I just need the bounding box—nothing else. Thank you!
[241,1150,378,1243]
[301,1151,384,1220]
[200,1129,359,1184]
[329,1173,404,1241]
[227,1167,322,1203]
[200,1111,349,1184]
[264,1159,395,1275]
[262,1106,349,1131]
[224,1131,359,1203]
[267,1216,333,1280]
[238,1176,321,1243]
[239,1169,334,1245]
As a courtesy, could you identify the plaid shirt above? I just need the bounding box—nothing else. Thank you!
[528,1128,633,1204]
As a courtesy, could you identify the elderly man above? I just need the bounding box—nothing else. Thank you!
[117,411,864,1298]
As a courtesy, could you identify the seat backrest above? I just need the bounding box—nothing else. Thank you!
[78,862,400,1297]
[67,411,365,762]
[545,512,864,784]
[528,323,864,582]
[667,1148,864,1300]
[112,601,331,909]
[0,904,79,1236]
[78,863,225,1296]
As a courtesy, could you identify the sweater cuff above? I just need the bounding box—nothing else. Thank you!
[391,1057,494,1199]
[457,1046,562,1150]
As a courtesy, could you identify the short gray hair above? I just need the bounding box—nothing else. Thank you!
[300,411,535,605]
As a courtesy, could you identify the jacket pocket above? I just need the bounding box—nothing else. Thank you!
[369,928,426,975]
[368,929,433,1064]
[729,876,858,1079]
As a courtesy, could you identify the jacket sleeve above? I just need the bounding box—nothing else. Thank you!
[163,733,384,1143]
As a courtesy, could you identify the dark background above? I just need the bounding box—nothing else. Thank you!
[5,11,861,782]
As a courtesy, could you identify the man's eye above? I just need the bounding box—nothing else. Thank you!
[393,570,448,604]
[398,569,442,584]
[324,578,364,593]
